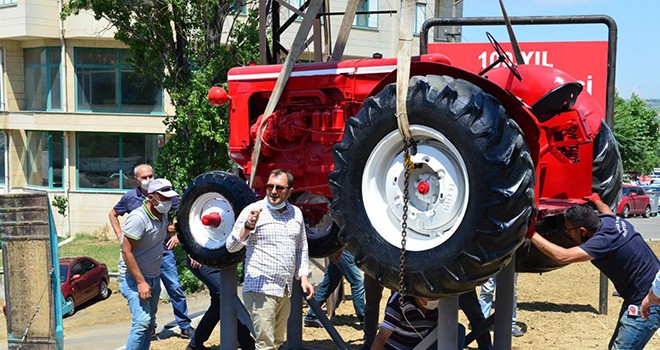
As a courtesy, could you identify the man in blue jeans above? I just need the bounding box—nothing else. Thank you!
[110,164,193,339]
[478,274,523,337]
[304,249,365,328]
[119,179,178,349]
[529,193,660,349]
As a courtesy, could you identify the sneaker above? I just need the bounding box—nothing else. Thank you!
[151,328,159,341]
[304,318,323,328]
[512,326,525,337]
[180,327,195,339]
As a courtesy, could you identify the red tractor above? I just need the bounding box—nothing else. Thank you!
[177,17,622,297]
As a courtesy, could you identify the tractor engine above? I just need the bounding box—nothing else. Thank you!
[240,88,347,197]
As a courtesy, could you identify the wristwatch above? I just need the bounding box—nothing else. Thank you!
[244,221,255,230]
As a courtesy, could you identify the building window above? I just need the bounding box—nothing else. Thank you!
[354,0,378,29]
[77,133,163,190]
[414,2,426,35]
[0,0,17,7]
[26,131,64,188]
[24,48,62,111]
[0,132,5,186]
[75,48,164,114]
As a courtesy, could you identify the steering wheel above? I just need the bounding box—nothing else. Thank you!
[484,32,522,81]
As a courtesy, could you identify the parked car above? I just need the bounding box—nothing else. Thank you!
[649,170,660,184]
[59,256,110,316]
[617,185,651,218]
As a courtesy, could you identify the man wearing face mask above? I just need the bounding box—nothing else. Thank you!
[110,164,194,339]
[371,292,439,350]
[529,193,660,349]
[226,169,315,350]
[119,178,179,349]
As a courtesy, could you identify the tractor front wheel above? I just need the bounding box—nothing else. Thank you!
[330,75,536,297]
[177,171,256,268]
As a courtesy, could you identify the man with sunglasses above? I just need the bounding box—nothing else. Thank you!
[110,164,194,340]
[528,193,660,349]
[227,169,315,350]
[119,178,179,349]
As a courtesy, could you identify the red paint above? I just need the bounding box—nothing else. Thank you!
[201,212,222,227]
[417,181,430,195]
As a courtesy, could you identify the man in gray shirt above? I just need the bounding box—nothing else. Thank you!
[119,178,178,350]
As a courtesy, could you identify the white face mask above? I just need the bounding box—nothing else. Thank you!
[423,300,439,310]
[141,179,152,190]
[266,200,287,210]
[153,198,172,213]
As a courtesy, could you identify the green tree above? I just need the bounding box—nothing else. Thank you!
[614,92,660,174]
[63,1,260,190]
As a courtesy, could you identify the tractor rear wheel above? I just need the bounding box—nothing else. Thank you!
[177,171,256,268]
[330,75,536,297]
[591,121,623,209]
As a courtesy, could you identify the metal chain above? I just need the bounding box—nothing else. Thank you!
[398,139,415,310]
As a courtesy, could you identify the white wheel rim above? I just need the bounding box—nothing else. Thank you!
[189,192,236,250]
[293,192,333,239]
[362,125,469,251]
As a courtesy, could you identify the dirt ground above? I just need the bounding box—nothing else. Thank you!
[2,241,660,349]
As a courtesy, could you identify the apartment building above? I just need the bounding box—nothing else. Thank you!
[0,0,450,236]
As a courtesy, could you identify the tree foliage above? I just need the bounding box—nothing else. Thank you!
[614,92,660,174]
[63,1,260,189]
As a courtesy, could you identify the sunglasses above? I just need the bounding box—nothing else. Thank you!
[266,183,289,191]
[155,186,175,192]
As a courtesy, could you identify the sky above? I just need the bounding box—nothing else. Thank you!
[460,0,659,99]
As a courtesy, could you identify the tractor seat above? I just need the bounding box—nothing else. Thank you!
[530,82,583,122]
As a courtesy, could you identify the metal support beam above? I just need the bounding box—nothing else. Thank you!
[493,258,515,350]
[219,265,239,350]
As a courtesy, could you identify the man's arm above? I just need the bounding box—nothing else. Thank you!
[641,269,660,320]
[529,233,593,264]
[121,236,151,302]
[370,327,393,350]
[109,208,123,240]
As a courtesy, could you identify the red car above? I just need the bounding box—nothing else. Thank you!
[59,256,110,316]
[617,185,651,218]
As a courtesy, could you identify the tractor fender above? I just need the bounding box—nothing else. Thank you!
[366,61,541,166]
[486,65,604,137]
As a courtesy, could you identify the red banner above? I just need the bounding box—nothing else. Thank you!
[428,41,608,109]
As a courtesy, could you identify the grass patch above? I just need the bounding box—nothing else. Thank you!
[58,234,120,272]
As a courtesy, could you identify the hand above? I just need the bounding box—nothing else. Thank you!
[245,208,263,229]
[138,281,151,302]
[583,193,602,204]
[301,277,315,300]
[189,257,202,269]
[166,235,180,250]
[167,224,177,235]
[640,290,660,320]
[526,231,536,239]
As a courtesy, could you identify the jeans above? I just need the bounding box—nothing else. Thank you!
[119,274,161,350]
[160,249,192,330]
[609,303,660,349]
[186,258,254,350]
[479,274,518,327]
[304,250,365,322]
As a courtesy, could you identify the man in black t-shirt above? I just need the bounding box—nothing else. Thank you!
[529,193,660,349]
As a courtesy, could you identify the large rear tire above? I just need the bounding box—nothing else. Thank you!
[591,121,623,209]
[330,75,536,297]
[177,171,256,268]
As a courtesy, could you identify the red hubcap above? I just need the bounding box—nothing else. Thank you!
[417,181,430,195]
[201,212,222,227]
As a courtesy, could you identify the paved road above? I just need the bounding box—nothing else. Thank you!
[626,215,660,240]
